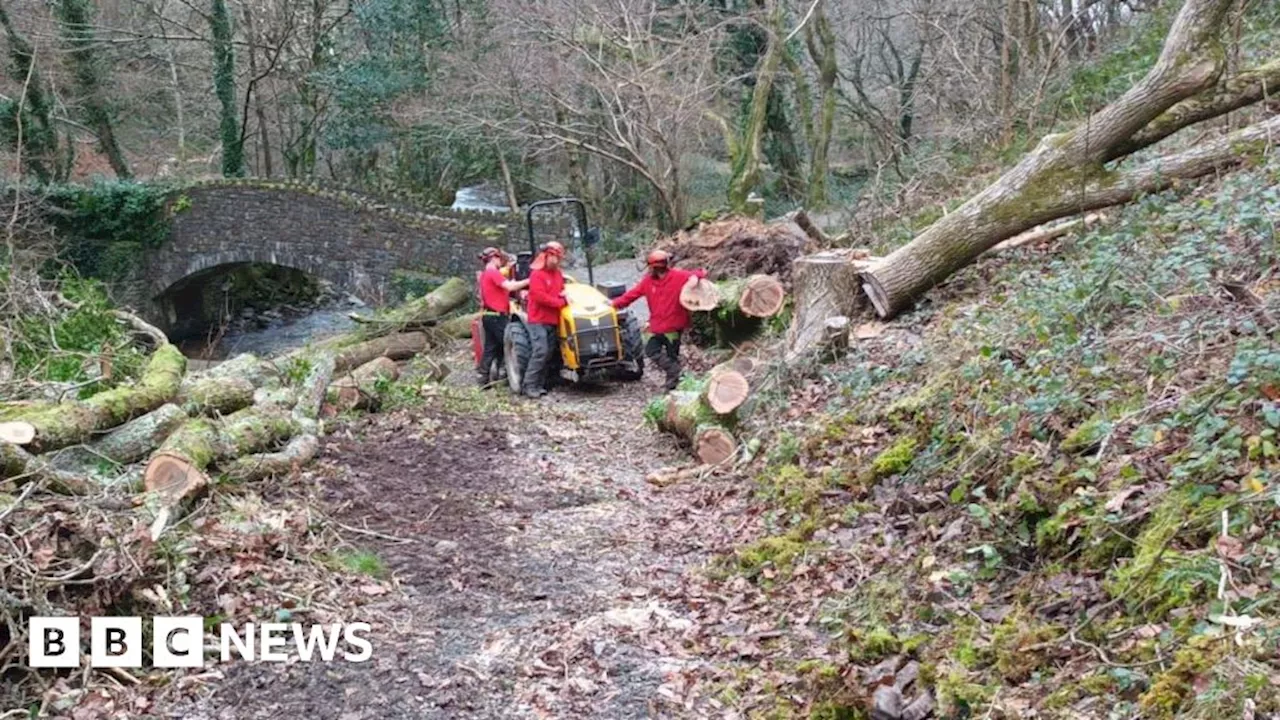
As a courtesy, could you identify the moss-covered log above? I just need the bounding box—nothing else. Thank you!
[7,343,186,452]
[177,375,255,415]
[292,352,335,421]
[333,332,429,373]
[205,353,277,388]
[350,277,470,336]
[858,0,1250,318]
[1,441,91,494]
[693,275,787,347]
[48,403,186,472]
[222,434,319,482]
[433,312,480,340]
[648,388,738,466]
[328,357,399,413]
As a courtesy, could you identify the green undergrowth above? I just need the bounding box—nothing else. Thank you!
[721,151,1280,716]
[6,276,147,395]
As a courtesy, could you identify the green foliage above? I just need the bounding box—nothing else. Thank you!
[330,549,387,578]
[43,182,175,281]
[870,436,917,477]
[8,277,146,393]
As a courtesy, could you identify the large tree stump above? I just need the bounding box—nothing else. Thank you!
[786,250,876,359]
[2,344,187,453]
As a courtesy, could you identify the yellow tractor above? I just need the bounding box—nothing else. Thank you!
[500,198,644,391]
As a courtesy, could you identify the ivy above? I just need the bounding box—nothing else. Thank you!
[42,181,175,281]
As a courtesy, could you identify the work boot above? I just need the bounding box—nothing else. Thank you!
[664,361,682,391]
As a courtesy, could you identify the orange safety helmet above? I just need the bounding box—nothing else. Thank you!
[646,249,670,268]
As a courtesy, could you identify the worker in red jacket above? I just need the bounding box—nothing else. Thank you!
[523,241,568,398]
[612,250,706,391]
[475,247,528,387]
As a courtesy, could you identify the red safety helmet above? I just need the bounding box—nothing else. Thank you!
[478,247,502,262]
[646,249,670,268]
[544,241,566,257]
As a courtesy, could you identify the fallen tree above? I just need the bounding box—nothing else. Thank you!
[47,403,187,472]
[328,357,400,413]
[0,344,186,453]
[348,277,471,336]
[333,331,429,373]
[652,390,738,466]
[690,274,789,347]
[858,0,1274,318]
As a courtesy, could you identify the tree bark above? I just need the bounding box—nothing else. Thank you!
[787,250,876,359]
[333,332,429,373]
[7,344,186,453]
[47,403,186,472]
[177,375,255,415]
[221,434,319,482]
[860,0,1237,318]
[651,390,738,466]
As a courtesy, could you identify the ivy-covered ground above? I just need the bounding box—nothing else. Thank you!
[652,152,1280,718]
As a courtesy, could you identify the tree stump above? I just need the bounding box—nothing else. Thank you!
[786,250,876,359]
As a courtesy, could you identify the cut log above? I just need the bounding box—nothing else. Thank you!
[992,213,1103,252]
[652,390,739,466]
[822,315,850,358]
[11,344,187,453]
[0,421,34,445]
[1,441,91,494]
[680,277,722,312]
[433,312,480,340]
[221,434,320,482]
[293,352,336,421]
[721,275,786,318]
[206,353,277,388]
[704,369,750,414]
[177,375,255,416]
[48,403,187,471]
[787,250,877,359]
[333,332,428,373]
[350,277,470,335]
[145,405,300,538]
[329,357,400,413]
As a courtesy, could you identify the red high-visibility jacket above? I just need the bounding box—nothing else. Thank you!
[527,267,566,326]
[612,267,706,334]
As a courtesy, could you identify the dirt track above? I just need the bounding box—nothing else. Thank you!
[171,371,712,719]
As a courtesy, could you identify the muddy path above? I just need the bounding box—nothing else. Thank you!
[172,371,721,719]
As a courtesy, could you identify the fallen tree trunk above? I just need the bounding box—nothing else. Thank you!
[695,275,788,347]
[2,344,186,453]
[293,352,336,422]
[333,332,429,373]
[654,390,738,466]
[206,353,277,388]
[145,405,301,538]
[350,277,470,336]
[328,357,400,413]
[222,434,320,482]
[858,0,1247,318]
[787,250,876,359]
[1,441,91,493]
[48,403,187,472]
[177,375,255,416]
[432,312,480,340]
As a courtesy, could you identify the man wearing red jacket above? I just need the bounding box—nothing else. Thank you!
[523,241,568,398]
[475,247,528,387]
[612,250,706,391]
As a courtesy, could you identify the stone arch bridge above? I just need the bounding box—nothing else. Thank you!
[143,179,562,331]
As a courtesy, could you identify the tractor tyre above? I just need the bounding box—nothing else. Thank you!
[616,312,645,382]
[504,319,532,394]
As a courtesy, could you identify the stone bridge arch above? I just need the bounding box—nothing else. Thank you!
[143,179,566,332]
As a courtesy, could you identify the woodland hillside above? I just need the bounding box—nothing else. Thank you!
[2,0,1280,718]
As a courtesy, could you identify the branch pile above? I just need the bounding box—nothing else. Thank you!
[655,214,815,285]
[0,279,467,705]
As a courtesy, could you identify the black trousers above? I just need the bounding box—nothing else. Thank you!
[478,313,508,382]
[524,323,558,394]
[644,332,681,365]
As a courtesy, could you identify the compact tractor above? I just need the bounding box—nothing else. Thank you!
[471,198,645,391]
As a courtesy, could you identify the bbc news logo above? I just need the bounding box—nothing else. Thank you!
[29,617,372,668]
